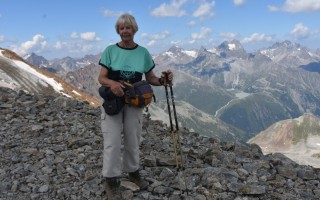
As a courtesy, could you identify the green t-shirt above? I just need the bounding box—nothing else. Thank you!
[99,43,155,83]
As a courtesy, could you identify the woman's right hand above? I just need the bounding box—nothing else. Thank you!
[110,81,125,96]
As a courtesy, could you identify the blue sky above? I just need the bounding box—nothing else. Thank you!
[1,0,320,59]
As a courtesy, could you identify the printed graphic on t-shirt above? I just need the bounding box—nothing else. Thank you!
[120,65,136,80]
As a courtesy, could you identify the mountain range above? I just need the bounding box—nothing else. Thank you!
[2,40,320,140]
[153,40,320,135]
[1,40,320,167]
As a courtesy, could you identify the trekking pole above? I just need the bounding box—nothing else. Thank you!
[167,76,184,168]
[164,73,190,199]
[164,80,179,169]
[164,74,183,196]
[164,78,179,168]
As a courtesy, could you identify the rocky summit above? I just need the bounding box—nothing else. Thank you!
[1,87,320,200]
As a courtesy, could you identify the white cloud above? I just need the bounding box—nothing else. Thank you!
[290,23,311,38]
[147,40,157,47]
[170,40,182,46]
[267,6,280,12]
[53,40,96,54]
[101,9,123,17]
[192,0,215,18]
[191,27,212,40]
[187,20,196,27]
[269,0,320,13]
[21,35,46,50]
[79,32,101,41]
[54,41,64,49]
[242,33,273,43]
[141,31,171,47]
[6,32,101,59]
[233,0,246,6]
[141,31,170,40]
[11,34,47,56]
[69,32,100,41]
[189,40,196,44]
[150,0,188,17]
[220,32,239,40]
[70,32,78,39]
[0,35,4,43]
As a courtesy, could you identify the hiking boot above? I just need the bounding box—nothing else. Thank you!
[128,170,149,190]
[105,177,121,200]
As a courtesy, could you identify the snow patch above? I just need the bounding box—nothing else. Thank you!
[228,43,236,50]
[1,50,67,95]
[0,80,16,89]
[182,50,197,58]
[208,48,217,54]
[164,51,175,58]
[235,91,251,99]
[14,60,64,92]
[72,90,81,96]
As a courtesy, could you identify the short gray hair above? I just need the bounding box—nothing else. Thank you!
[115,13,138,34]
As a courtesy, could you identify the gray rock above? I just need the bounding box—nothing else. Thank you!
[38,185,49,193]
[1,87,320,200]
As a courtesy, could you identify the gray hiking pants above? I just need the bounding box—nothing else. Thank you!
[100,105,143,177]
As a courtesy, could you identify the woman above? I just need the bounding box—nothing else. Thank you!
[98,13,173,199]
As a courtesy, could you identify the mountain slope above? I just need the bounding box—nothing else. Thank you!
[0,48,100,106]
[248,113,320,167]
[64,63,101,98]
[148,99,249,141]
[2,87,320,199]
[218,92,290,134]
[150,69,250,141]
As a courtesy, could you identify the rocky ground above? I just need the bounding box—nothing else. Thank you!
[1,87,320,200]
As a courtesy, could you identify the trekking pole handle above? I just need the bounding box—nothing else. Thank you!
[163,71,173,86]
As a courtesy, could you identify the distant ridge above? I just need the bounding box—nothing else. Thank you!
[3,39,320,141]
[0,47,100,106]
[249,113,320,167]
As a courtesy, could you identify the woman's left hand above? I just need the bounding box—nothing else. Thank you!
[166,70,173,81]
[161,70,173,85]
